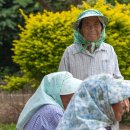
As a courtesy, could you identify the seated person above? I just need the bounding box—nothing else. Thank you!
[56,74,130,130]
[16,71,82,130]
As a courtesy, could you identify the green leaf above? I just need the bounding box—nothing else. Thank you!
[14,0,34,7]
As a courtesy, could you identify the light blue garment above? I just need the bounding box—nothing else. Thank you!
[16,71,82,130]
[56,74,130,130]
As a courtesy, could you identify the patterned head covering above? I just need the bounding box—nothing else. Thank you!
[72,9,108,53]
[56,74,130,130]
[16,71,82,130]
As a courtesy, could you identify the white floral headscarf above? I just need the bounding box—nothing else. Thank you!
[56,74,130,130]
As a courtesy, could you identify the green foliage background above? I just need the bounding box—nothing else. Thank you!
[0,0,43,78]
[12,9,78,80]
[1,0,130,91]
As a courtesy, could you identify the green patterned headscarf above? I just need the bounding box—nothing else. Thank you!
[72,9,108,53]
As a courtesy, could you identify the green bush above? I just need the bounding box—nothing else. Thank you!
[12,8,82,80]
[0,75,29,91]
[0,73,39,91]
[104,2,130,79]
[2,0,129,91]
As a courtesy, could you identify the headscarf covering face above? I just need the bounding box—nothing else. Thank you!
[72,9,108,53]
[56,74,130,130]
[16,71,82,130]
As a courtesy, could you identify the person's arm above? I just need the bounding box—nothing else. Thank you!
[24,105,63,130]
[124,99,130,112]
[112,48,130,112]
[112,47,123,79]
[43,106,63,130]
[58,48,70,72]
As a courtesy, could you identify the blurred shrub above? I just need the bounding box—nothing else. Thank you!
[12,8,82,80]
[1,0,130,91]
[0,74,39,91]
[0,76,29,91]
[0,0,43,74]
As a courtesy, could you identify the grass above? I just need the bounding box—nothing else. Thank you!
[0,124,16,130]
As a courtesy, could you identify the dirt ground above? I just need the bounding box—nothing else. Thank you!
[120,124,130,130]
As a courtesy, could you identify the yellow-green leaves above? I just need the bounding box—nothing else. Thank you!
[13,0,130,83]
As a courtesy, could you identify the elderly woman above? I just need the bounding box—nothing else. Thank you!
[16,71,82,130]
[56,74,130,130]
[58,9,123,80]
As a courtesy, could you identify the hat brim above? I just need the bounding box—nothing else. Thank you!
[60,77,82,95]
[72,15,108,31]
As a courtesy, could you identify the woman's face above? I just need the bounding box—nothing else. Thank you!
[112,101,126,121]
[60,94,73,110]
[81,16,102,41]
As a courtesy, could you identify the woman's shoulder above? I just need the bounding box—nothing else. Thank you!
[24,105,63,130]
[40,105,64,123]
[64,44,80,54]
[30,104,63,121]
[102,42,113,47]
[102,42,114,50]
[40,104,63,114]
[65,44,77,50]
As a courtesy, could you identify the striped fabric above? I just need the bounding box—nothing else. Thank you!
[24,104,63,130]
[58,42,123,80]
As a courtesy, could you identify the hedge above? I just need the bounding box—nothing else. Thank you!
[2,0,130,90]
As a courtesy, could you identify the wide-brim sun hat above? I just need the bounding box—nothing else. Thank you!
[60,77,82,95]
[72,9,108,31]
